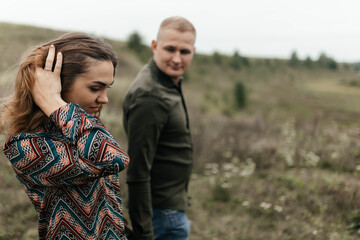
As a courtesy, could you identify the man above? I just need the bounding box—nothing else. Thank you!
[122,16,196,240]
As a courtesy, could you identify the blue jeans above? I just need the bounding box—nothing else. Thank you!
[152,208,191,240]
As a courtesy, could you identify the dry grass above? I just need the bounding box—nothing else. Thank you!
[1,22,360,239]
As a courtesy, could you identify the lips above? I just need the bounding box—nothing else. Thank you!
[90,106,100,112]
[170,65,182,71]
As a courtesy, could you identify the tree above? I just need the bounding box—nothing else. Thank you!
[212,51,223,65]
[241,56,250,67]
[327,58,338,70]
[230,51,242,70]
[289,50,299,67]
[317,52,338,70]
[317,52,328,67]
[234,82,246,109]
[127,31,152,62]
[304,56,313,68]
[127,31,144,53]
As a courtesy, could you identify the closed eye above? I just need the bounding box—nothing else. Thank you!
[90,87,101,92]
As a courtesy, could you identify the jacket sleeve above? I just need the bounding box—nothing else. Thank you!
[3,103,130,186]
[124,95,169,240]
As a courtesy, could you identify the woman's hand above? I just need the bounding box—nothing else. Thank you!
[33,45,67,116]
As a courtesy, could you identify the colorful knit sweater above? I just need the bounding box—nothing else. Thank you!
[3,103,130,240]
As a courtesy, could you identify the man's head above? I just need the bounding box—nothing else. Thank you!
[152,16,196,84]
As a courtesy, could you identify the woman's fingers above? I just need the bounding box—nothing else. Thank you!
[32,45,66,116]
[54,52,63,75]
[44,45,55,71]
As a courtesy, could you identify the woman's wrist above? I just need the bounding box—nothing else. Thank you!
[40,97,67,117]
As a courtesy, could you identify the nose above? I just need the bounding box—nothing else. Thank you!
[97,91,108,104]
[172,51,181,63]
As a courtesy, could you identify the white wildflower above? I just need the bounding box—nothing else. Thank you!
[274,205,283,212]
[211,168,218,175]
[302,151,320,167]
[260,202,272,209]
[223,151,232,159]
[223,163,233,171]
[209,176,216,186]
[231,156,240,164]
[205,163,218,169]
[223,172,232,180]
[331,151,339,159]
[240,158,256,177]
[232,166,240,174]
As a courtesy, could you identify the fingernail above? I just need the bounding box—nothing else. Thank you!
[50,44,54,48]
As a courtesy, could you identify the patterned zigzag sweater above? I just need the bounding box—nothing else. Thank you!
[3,103,130,240]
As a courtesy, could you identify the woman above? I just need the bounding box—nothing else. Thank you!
[0,33,130,239]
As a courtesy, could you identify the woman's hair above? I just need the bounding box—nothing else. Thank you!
[0,32,118,135]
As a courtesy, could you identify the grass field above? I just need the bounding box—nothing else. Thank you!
[1,22,360,240]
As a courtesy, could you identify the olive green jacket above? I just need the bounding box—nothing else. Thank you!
[122,58,193,239]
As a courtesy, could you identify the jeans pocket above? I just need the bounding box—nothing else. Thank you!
[163,210,190,238]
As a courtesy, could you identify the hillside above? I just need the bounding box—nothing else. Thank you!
[1,22,360,240]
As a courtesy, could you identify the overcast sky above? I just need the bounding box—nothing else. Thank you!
[1,0,359,62]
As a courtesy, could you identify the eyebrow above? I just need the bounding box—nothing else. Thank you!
[92,81,114,87]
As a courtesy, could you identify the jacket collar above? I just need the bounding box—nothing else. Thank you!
[149,58,182,89]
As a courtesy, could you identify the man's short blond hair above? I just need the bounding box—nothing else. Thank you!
[157,16,196,40]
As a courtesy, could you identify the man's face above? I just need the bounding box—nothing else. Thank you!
[152,29,196,83]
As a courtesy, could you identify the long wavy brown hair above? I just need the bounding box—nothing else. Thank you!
[0,32,118,136]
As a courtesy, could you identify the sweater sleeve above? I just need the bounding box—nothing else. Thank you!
[3,103,130,186]
[124,95,169,240]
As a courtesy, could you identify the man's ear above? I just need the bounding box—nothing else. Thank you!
[151,40,157,52]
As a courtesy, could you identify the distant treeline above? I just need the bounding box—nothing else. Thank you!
[126,31,359,72]
[289,51,339,70]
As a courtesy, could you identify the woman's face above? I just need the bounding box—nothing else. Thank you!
[62,60,114,115]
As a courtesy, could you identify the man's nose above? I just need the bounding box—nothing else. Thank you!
[172,51,181,63]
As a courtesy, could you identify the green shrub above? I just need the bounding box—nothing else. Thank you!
[127,31,144,53]
[212,51,223,65]
[127,31,152,62]
[234,81,246,109]
[231,51,242,70]
[349,212,360,233]
[289,50,299,67]
[304,56,314,68]
[212,184,230,202]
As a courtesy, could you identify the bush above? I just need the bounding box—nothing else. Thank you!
[212,51,223,65]
[212,184,231,202]
[289,51,299,67]
[231,51,242,70]
[349,212,360,233]
[127,31,152,62]
[234,82,247,109]
[317,52,338,70]
[127,31,144,53]
[304,56,313,68]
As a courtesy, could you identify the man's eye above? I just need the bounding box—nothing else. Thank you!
[165,48,175,52]
[181,50,191,54]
